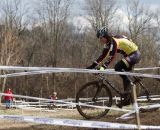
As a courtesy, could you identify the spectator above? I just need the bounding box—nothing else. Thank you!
[48,92,57,109]
[51,92,57,100]
[4,88,13,109]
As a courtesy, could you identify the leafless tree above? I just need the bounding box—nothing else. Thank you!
[154,9,160,50]
[126,0,153,42]
[125,0,160,93]
[0,0,29,96]
[84,0,117,30]
[34,0,72,93]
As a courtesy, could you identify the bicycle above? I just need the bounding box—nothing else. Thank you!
[76,73,150,119]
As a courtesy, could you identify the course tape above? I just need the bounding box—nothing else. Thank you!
[0,67,160,79]
[0,66,160,71]
[135,67,160,71]
[139,103,160,109]
[118,103,160,120]
[0,93,131,112]
[0,115,160,129]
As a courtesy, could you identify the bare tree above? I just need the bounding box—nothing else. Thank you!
[154,9,160,49]
[84,0,117,30]
[125,0,158,65]
[154,9,160,84]
[126,0,153,42]
[0,0,28,96]
[34,0,72,93]
[125,0,160,93]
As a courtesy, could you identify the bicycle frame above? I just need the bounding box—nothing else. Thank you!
[98,74,122,96]
[98,74,150,100]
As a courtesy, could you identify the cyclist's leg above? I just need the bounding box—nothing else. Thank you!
[114,51,141,107]
[115,51,141,91]
[114,60,133,107]
[114,60,132,91]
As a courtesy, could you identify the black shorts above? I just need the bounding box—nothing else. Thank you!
[124,50,141,66]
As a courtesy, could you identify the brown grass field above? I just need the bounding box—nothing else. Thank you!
[0,106,159,130]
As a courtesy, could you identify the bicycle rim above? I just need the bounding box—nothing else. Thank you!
[76,81,112,119]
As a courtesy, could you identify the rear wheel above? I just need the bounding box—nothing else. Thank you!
[76,81,112,119]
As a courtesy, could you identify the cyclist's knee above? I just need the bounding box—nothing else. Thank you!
[114,60,128,71]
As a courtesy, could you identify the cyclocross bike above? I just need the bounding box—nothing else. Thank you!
[76,74,150,119]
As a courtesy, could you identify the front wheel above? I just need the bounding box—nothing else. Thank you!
[76,81,112,119]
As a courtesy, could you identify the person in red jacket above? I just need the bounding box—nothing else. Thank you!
[51,92,57,100]
[48,92,57,109]
[4,88,13,109]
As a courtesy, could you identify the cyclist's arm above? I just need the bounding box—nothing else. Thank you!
[95,42,117,68]
[103,42,117,68]
[94,44,110,65]
[87,44,110,69]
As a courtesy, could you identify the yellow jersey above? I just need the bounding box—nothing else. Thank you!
[113,36,138,55]
[95,35,139,67]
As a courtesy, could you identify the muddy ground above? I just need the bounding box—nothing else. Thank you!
[0,107,159,130]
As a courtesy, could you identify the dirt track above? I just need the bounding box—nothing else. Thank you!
[0,107,159,130]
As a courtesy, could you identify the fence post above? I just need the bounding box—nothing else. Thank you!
[132,84,141,130]
[39,100,42,114]
[158,61,160,76]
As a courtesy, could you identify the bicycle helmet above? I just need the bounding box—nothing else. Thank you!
[96,26,109,38]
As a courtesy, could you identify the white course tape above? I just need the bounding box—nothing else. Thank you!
[139,103,160,109]
[138,95,160,99]
[0,115,160,129]
[138,98,160,102]
[0,66,160,71]
[0,67,160,79]
[117,111,135,120]
[135,67,160,71]
[0,93,131,112]
[118,104,160,120]
[133,103,139,113]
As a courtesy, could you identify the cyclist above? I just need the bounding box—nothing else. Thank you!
[87,26,141,108]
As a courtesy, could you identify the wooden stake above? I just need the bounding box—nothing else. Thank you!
[132,84,141,130]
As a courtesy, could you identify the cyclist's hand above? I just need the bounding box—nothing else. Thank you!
[86,62,98,69]
[96,66,105,71]
[93,66,105,76]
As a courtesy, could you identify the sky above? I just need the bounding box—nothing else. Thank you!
[71,0,160,30]
[140,0,160,5]
[1,0,160,29]
[4,0,160,15]
[118,0,160,5]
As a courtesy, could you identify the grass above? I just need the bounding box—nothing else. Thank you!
[0,105,159,130]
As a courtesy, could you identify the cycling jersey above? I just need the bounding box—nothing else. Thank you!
[94,35,139,67]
